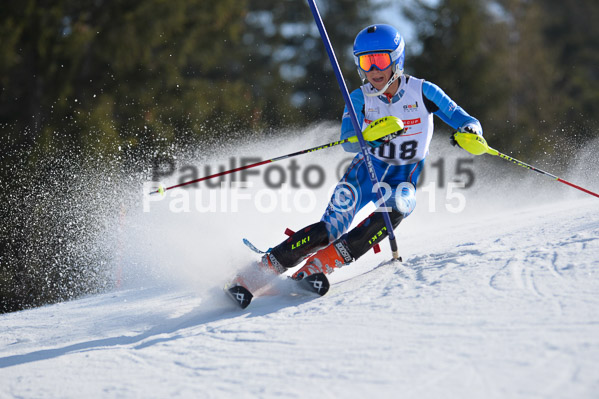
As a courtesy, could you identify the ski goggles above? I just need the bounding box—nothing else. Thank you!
[357,52,393,72]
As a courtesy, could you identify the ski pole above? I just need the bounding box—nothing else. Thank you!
[149,116,404,195]
[306,0,401,260]
[454,132,599,198]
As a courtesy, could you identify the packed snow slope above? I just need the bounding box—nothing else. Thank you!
[1,128,598,398]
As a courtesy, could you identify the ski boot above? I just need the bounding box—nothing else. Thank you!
[229,252,285,294]
[291,240,354,280]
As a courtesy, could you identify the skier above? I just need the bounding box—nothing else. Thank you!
[238,24,483,291]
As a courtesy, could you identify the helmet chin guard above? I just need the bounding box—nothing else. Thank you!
[361,64,402,97]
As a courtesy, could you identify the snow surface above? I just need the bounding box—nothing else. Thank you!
[1,128,598,398]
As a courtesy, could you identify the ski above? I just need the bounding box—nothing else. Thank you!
[225,273,330,309]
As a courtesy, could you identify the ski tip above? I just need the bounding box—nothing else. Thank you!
[242,238,269,254]
[225,285,253,309]
[301,273,330,296]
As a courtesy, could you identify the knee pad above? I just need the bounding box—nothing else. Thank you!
[388,182,416,217]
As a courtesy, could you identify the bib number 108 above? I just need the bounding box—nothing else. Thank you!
[371,140,419,161]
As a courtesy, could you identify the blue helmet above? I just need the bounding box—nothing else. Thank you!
[353,24,405,94]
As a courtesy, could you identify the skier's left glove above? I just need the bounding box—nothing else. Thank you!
[451,122,483,148]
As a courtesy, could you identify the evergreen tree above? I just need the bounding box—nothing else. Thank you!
[0,0,254,156]
[404,0,512,147]
[239,0,374,131]
[540,0,599,144]
[405,0,598,156]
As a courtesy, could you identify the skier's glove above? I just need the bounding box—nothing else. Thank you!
[368,137,388,148]
[451,122,483,147]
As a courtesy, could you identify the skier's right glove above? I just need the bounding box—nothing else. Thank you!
[451,122,483,148]
[368,138,387,148]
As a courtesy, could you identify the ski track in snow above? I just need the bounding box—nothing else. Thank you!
[1,198,599,398]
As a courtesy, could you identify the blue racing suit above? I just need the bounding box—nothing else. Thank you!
[321,75,482,241]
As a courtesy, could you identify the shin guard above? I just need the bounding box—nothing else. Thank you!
[269,221,330,270]
[341,209,403,260]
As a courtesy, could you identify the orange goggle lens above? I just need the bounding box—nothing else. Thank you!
[358,53,392,72]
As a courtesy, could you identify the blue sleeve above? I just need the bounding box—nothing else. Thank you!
[340,88,365,152]
[422,81,482,134]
